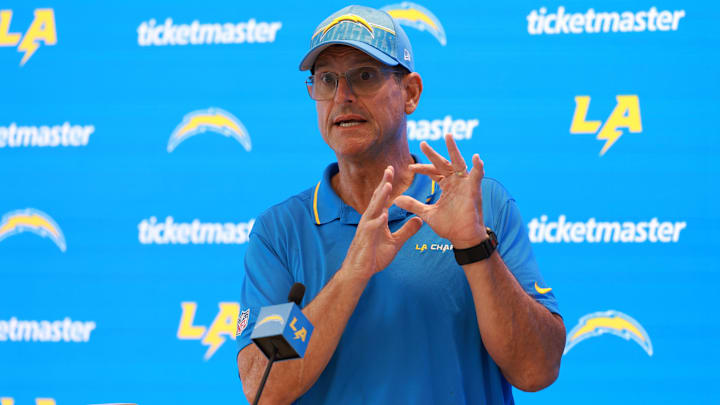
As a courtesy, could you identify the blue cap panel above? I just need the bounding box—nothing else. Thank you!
[299,5,414,71]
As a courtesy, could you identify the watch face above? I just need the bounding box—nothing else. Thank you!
[486,227,498,247]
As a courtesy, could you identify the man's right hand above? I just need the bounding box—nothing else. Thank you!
[341,166,424,280]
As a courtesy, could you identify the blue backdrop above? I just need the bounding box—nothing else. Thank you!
[1,0,718,404]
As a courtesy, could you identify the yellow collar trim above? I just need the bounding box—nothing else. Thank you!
[313,180,322,225]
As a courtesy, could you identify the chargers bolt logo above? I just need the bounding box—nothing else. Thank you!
[167,108,252,153]
[319,14,375,39]
[256,314,284,327]
[0,208,66,251]
[382,2,446,45]
[564,310,653,356]
[0,9,57,66]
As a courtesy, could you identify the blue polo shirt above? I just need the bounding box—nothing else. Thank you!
[236,162,559,404]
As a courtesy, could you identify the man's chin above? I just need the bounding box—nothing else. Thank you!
[328,125,372,141]
[329,139,377,159]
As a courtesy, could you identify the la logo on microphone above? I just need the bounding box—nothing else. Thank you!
[288,315,307,342]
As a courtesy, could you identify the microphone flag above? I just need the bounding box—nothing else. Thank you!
[250,302,314,361]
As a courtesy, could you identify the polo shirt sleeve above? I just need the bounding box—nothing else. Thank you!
[490,182,561,316]
[235,215,294,352]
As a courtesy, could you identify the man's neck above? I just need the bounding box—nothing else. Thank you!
[331,147,415,215]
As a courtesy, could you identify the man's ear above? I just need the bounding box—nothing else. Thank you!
[403,73,423,114]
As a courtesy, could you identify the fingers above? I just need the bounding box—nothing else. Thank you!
[469,153,485,182]
[394,195,428,219]
[408,163,445,182]
[420,141,453,172]
[364,166,394,218]
[392,216,423,246]
[420,135,468,176]
[444,134,468,173]
[364,211,388,229]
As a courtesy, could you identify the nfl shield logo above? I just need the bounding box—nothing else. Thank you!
[236,309,250,336]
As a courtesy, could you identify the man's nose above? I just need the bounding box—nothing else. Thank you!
[333,75,356,103]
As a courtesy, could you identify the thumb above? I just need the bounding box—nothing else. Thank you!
[394,195,428,219]
[392,216,423,246]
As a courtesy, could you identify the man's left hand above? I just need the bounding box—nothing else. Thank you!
[395,134,488,249]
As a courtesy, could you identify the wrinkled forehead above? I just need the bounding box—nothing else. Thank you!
[313,45,384,71]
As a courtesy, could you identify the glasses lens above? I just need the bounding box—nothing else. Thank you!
[348,67,384,95]
[307,68,393,100]
[305,77,315,98]
[309,72,337,100]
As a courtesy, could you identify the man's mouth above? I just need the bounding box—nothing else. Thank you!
[333,115,367,128]
[336,120,365,127]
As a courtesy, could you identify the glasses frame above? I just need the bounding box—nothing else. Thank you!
[305,66,403,101]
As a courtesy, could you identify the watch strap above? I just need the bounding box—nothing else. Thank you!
[453,228,498,265]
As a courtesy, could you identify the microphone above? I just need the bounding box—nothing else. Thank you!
[250,282,314,405]
[288,282,305,306]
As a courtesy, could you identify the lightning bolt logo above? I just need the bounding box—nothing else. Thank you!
[596,127,623,156]
[564,310,653,356]
[17,35,40,66]
[200,302,239,360]
[570,95,642,156]
[12,9,57,66]
[382,2,447,45]
[177,302,241,360]
[0,208,66,251]
[167,108,252,153]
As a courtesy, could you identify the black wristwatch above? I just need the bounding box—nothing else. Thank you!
[453,227,498,265]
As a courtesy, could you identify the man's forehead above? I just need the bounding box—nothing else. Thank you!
[314,45,384,69]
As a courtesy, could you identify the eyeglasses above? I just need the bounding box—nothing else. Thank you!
[305,66,400,101]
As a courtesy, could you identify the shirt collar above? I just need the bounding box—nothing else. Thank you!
[312,156,438,225]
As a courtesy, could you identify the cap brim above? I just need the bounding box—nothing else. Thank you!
[299,40,399,71]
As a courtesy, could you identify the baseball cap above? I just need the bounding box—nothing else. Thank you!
[299,5,414,72]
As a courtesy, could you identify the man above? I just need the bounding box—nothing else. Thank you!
[236,5,565,404]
